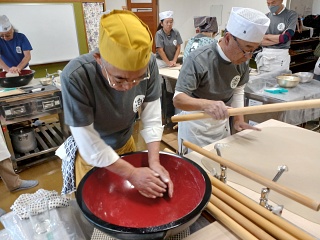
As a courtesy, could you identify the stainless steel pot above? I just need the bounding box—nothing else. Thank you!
[10,127,37,153]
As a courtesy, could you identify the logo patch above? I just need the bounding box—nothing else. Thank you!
[16,46,22,54]
[173,40,177,46]
[277,23,285,31]
[230,75,241,89]
[133,95,145,113]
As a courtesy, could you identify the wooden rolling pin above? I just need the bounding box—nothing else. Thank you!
[183,140,320,211]
[209,194,277,240]
[211,187,307,240]
[209,175,317,240]
[206,202,259,240]
[171,99,320,122]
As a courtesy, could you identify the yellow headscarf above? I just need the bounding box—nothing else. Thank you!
[99,10,153,71]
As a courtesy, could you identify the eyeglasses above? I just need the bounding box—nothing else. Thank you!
[101,61,150,87]
[232,35,254,58]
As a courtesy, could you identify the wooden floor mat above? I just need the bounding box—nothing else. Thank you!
[161,132,178,152]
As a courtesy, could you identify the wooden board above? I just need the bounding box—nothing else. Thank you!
[185,222,239,240]
[0,89,25,98]
[161,132,178,152]
[200,126,320,224]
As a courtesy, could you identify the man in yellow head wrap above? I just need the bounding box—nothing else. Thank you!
[60,10,173,198]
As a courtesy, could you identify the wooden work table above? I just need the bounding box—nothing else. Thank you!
[158,64,181,80]
[184,119,320,239]
[159,64,182,126]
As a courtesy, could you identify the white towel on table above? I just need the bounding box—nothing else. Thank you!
[10,189,70,219]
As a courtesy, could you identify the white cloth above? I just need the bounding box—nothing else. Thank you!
[314,57,320,75]
[57,135,77,195]
[159,11,174,21]
[255,48,290,74]
[139,99,164,143]
[231,85,245,108]
[10,189,70,219]
[70,125,119,168]
[0,15,12,32]
[226,7,270,43]
[178,111,230,154]
[0,134,10,162]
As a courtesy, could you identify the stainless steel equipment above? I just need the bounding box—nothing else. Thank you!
[0,84,68,171]
[259,165,288,216]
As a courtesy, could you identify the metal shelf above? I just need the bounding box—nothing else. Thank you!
[14,122,64,162]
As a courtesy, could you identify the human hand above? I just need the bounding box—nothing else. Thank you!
[203,100,229,120]
[234,120,261,132]
[128,167,168,198]
[168,61,176,67]
[8,67,21,74]
[149,162,173,198]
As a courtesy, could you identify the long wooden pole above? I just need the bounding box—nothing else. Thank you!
[171,99,320,122]
[183,141,320,211]
[211,187,301,240]
[209,174,317,240]
[209,194,277,240]
[206,202,259,240]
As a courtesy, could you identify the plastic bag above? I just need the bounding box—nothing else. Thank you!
[314,57,320,75]
[314,42,320,57]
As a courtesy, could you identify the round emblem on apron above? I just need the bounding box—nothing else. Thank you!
[173,40,177,46]
[133,95,145,113]
[277,23,285,31]
[230,75,241,89]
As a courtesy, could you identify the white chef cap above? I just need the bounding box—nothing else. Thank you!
[226,7,270,43]
[0,15,12,32]
[159,11,174,21]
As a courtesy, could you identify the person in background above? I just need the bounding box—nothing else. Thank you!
[173,7,270,154]
[0,135,39,216]
[255,0,298,74]
[183,16,218,61]
[59,10,173,199]
[0,15,32,74]
[155,11,183,68]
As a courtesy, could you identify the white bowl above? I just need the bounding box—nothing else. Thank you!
[276,75,301,88]
[39,77,52,86]
[294,72,314,83]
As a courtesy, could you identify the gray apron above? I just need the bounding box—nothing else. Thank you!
[178,111,230,154]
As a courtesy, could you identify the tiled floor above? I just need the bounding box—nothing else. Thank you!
[0,120,176,230]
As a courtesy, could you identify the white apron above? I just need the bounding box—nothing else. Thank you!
[178,111,230,154]
[255,48,290,74]
[0,133,11,162]
[314,57,320,75]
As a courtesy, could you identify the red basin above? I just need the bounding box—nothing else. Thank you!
[76,151,211,240]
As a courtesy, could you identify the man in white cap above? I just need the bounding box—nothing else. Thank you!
[173,7,270,153]
[60,10,173,199]
[255,0,298,74]
[155,10,183,68]
[0,15,33,74]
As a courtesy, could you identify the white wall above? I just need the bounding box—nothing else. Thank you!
[313,0,320,14]
[105,0,126,11]
[289,0,313,16]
